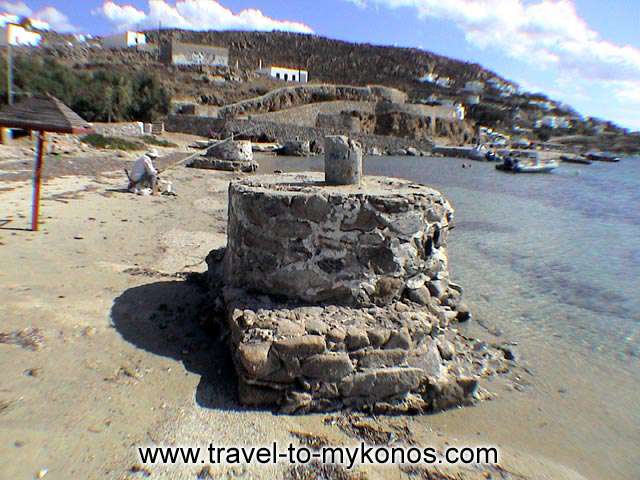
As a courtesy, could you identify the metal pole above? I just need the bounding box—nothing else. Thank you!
[31,131,45,231]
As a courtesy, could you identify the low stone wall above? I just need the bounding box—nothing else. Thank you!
[165,116,434,154]
[91,122,144,137]
[224,173,453,306]
[189,157,257,173]
[218,84,407,119]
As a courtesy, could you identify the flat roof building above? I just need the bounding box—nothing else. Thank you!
[102,31,146,49]
[258,65,308,83]
[161,40,229,68]
[0,23,41,47]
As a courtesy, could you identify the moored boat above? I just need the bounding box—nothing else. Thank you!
[584,151,620,162]
[560,155,592,165]
[496,151,559,173]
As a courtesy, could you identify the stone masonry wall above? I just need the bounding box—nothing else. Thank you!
[223,174,453,306]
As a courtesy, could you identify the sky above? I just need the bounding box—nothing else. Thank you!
[1,0,638,130]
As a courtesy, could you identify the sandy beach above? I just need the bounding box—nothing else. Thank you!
[0,137,637,479]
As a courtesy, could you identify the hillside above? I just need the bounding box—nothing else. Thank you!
[5,29,636,151]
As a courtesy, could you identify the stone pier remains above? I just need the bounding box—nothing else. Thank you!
[189,139,258,172]
[206,136,515,413]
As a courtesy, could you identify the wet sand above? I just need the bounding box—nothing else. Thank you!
[0,145,631,479]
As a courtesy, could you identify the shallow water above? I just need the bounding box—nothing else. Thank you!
[259,154,640,479]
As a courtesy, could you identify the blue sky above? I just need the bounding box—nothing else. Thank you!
[1,0,639,130]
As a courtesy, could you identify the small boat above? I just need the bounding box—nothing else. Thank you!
[584,151,620,162]
[496,151,559,173]
[560,155,592,165]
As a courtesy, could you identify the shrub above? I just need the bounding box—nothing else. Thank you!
[81,134,145,151]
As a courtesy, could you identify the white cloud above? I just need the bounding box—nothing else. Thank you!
[32,6,77,32]
[0,2,77,31]
[0,12,19,26]
[96,0,314,34]
[0,1,31,17]
[350,0,640,127]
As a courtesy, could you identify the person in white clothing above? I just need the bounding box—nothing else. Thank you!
[128,149,159,194]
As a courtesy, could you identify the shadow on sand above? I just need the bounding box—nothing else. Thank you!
[110,276,248,412]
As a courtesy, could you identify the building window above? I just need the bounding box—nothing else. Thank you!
[284,73,289,81]
[276,73,280,79]
[292,75,296,81]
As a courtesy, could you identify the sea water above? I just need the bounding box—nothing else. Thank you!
[258,155,640,479]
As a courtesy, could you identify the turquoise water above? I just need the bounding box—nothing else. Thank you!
[258,155,640,371]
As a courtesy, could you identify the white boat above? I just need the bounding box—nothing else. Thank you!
[496,151,559,173]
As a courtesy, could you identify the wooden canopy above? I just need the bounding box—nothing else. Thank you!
[0,94,93,231]
[0,94,93,134]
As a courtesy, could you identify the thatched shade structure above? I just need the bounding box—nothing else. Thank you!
[0,94,93,231]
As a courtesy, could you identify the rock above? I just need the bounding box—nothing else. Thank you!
[406,286,431,306]
[456,302,471,322]
[281,391,313,414]
[367,328,390,346]
[436,337,456,360]
[207,140,253,162]
[301,353,354,382]
[280,140,311,156]
[339,367,424,399]
[408,338,442,378]
[427,279,448,300]
[385,328,413,350]
[351,349,407,368]
[273,335,326,360]
[237,342,280,378]
[345,327,370,350]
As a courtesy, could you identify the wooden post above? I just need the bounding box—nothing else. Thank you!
[31,131,46,232]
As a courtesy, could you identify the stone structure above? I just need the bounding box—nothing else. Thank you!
[208,167,516,413]
[92,121,144,137]
[189,140,257,172]
[160,40,229,67]
[224,173,453,306]
[279,140,311,156]
[324,136,363,185]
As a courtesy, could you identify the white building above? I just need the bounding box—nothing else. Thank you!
[455,104,465,120]
[464,80,485,94]
[102,31,146,49]
[259,66,308,83]
[0,23,41,47]
[465,95,481,105]
[536,116,571,129]
[435,77,452,88]
[418,73,436,83]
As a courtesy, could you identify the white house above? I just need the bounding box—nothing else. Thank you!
[418,73,436,84]
[102,31,146,49]
[465,95,481,105]
[455,104,465,120]
[259,66,308,83]
[435,77,452,88]
[536,116,571,129]
[464,80,485,94]
[0,23,41,47]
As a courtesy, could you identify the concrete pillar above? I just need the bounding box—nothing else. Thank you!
[324,135,363,185]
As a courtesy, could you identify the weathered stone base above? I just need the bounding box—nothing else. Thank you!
[189,157,258,173]
[221,286,513,414]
